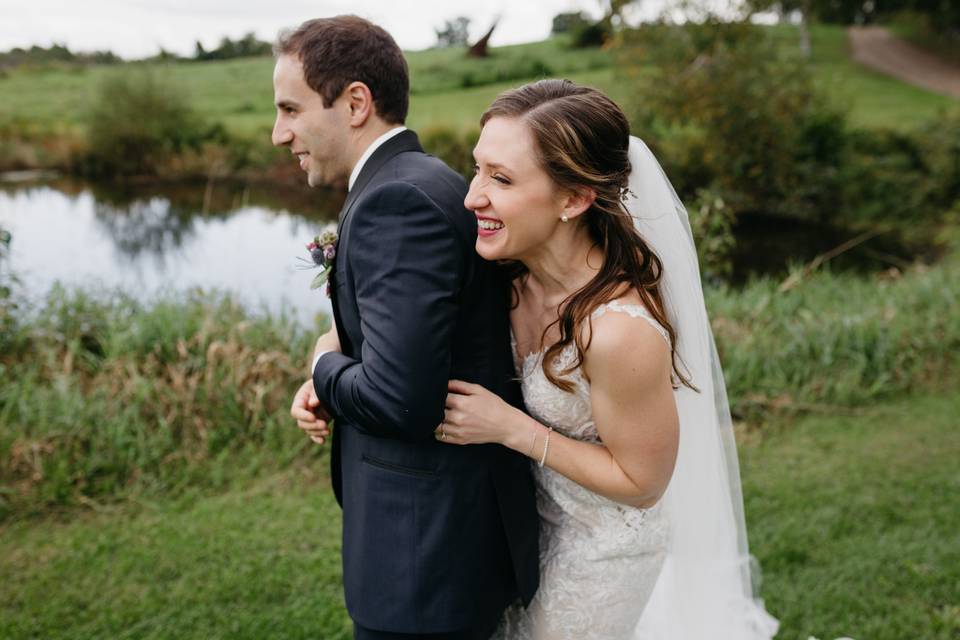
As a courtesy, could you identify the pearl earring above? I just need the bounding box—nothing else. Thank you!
[561,215,569,223]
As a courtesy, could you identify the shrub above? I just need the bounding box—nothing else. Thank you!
[688,188,736,283]
[83,69,226,177]
[624,20,847,224]
[572,20,612,48]
[419,125,479,180]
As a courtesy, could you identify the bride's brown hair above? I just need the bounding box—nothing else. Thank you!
[481,79,692,391]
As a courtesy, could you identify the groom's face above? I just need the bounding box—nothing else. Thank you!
[272,54,352,188]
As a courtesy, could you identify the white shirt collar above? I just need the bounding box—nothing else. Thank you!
[348,126,408,191]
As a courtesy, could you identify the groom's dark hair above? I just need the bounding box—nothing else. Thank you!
[275,15,409,124]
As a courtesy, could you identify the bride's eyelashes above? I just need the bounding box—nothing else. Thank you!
[472,164,512,185]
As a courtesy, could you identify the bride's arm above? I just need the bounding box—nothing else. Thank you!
[440,314,679,509]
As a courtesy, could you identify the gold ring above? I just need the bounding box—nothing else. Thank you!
[440,425,447,441]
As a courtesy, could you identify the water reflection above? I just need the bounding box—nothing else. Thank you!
[0,176,937,327]
[0,177,344,326]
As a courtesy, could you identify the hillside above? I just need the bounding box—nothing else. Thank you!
[0,25,954,145]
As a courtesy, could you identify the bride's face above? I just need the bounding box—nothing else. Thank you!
[464,116,568,261]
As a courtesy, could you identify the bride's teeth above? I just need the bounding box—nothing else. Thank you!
[479,220,504,230]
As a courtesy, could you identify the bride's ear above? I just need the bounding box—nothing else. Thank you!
[560,187,595,222]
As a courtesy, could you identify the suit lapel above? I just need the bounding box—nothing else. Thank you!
[336,129,424,237]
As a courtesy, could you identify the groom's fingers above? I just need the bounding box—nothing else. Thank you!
[298,418,328,434]
[292,405,319,422]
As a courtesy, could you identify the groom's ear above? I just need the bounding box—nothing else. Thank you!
[344,81,375,128]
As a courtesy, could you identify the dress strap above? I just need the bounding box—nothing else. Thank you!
[592,300,671,347]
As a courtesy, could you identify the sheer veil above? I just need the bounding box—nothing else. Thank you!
[627,137,779,639]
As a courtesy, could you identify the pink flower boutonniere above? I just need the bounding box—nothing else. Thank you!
[299,223,338,297]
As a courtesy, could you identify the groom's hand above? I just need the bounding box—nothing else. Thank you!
[290,379,331,444]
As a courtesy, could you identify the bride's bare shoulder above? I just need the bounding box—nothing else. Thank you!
[583,294,671,383]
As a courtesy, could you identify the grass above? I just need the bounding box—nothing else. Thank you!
[1,390,957,639]
[707,250,960,420]
[740,391,960,640]
[1,248,957,518]
[0,24,954,145]
[772,24,957,130]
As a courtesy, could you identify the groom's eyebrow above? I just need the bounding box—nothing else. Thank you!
[276,99,300,110]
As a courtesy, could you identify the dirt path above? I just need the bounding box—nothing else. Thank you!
[848,26,960,99]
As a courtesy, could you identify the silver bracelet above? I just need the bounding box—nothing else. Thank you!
[538,427,553,468]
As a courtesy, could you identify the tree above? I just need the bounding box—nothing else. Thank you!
[552,11,590,34]
[746,0,814,56]
[435,17,471,48]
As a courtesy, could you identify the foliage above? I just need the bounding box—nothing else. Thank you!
[688,188,736,282]
[572,20,614,48]
[83,69,227,176]
[552,11,591,34]
[0,226,17,357]
[419,125,479,179]
[193,32,271,61]
[435,16,472,48]
[626,20,847,223]
[0,286,320,519]
[623,19,960,239]
[0,43,120,70]
[1,244,956,518]
[707,250,960,421]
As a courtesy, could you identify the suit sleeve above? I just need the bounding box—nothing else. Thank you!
[313,182,464,441]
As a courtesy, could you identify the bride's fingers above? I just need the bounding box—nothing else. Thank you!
[443,408,467,426]
[435,423,463,444]
[447,379,477,394]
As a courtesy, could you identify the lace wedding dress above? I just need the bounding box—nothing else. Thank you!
[493,300,673,640]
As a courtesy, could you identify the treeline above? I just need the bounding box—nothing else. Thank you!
[0,32,273,70]
[191,32,272,61]
[0,44,120,70]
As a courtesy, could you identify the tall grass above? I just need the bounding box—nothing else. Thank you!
[709,254,959,419]
[1,251,957,519]
[0,286,324,518]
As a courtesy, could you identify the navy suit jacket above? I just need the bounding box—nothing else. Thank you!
[313,130,539,634]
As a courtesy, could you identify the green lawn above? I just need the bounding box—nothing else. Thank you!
[2,391,957,639]
[802,24,957,130]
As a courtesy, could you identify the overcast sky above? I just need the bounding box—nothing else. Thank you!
[0,0,635,58]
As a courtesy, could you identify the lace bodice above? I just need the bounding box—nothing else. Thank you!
[495,301,671,640]
[511,299,670,444]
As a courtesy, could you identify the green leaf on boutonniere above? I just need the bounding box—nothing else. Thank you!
[310,270,330,290]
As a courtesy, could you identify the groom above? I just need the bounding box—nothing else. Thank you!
[275,16,539,639]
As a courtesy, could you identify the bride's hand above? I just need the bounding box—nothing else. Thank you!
[435,379,524,447]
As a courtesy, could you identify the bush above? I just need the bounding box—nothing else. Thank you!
[83,69,226,177]
[572,20,612,48]
[419,125,479,180]
[624,20,847,224]
[620,19,959,249]
[552,11,590,35]
[688,188,736,283]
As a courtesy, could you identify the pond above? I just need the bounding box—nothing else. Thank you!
[0,175,342,327]
[0,174,935,327]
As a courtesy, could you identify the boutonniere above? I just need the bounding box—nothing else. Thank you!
[299,223,338,297]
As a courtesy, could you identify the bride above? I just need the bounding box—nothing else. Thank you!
[434,79,780,640]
